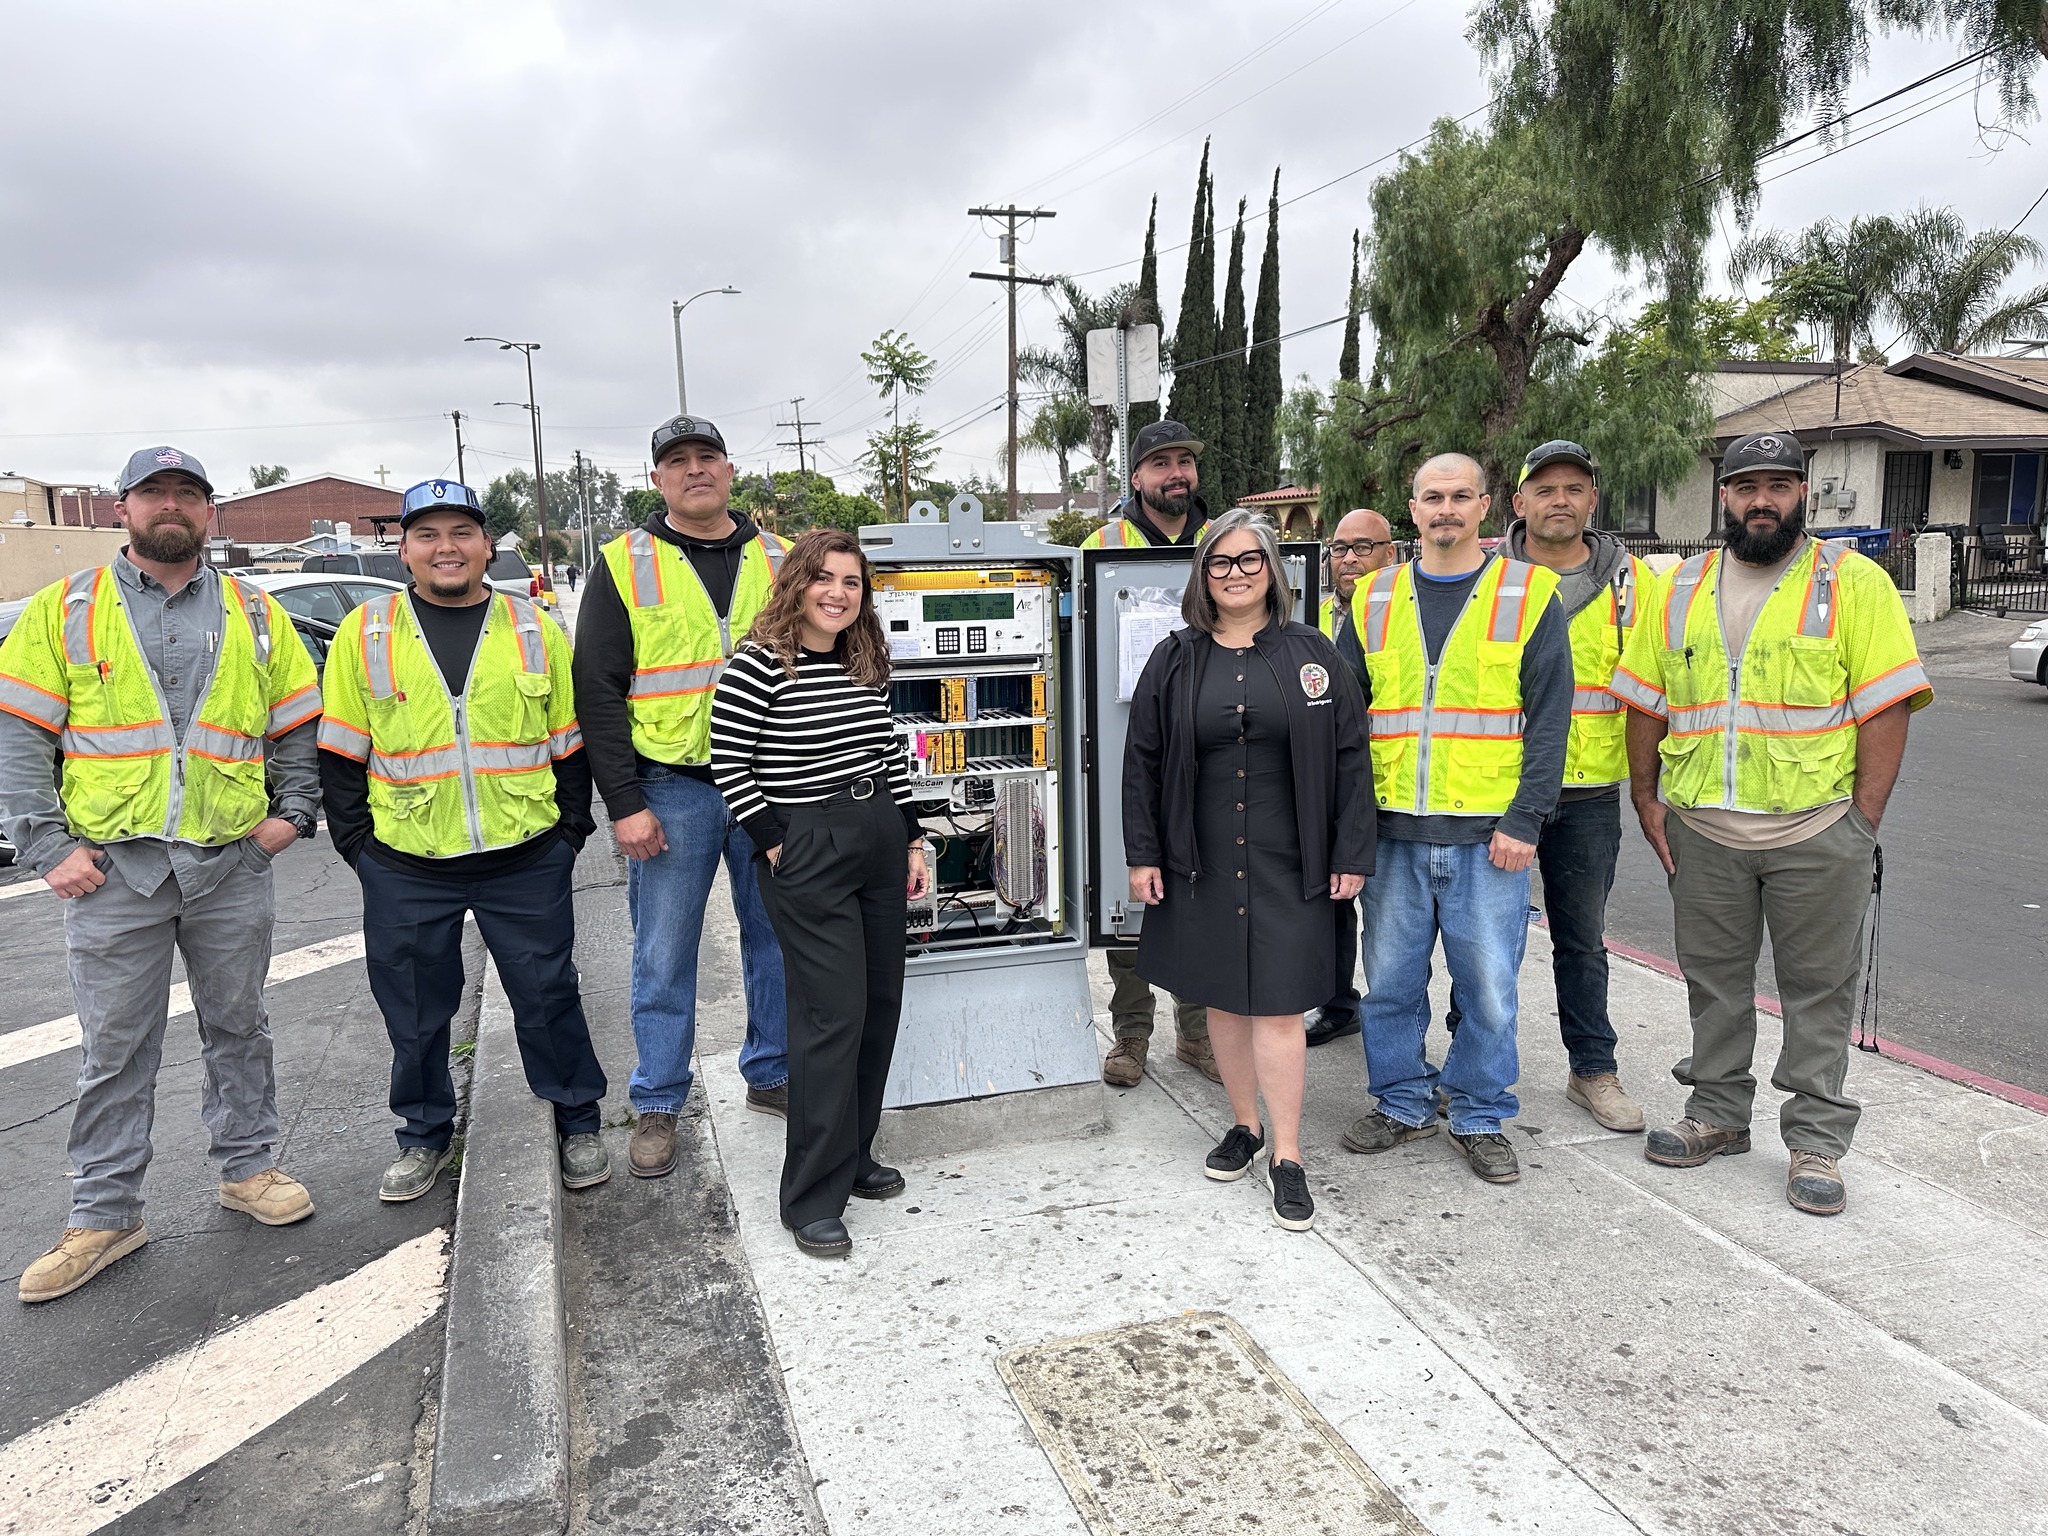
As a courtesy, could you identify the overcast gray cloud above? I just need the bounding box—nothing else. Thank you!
[2,2,2039,497]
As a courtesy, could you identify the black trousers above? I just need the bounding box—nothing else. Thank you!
[754,785,907,1227]
[360,837,608,1148]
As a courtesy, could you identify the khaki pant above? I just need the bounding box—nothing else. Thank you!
[1665,810,1878,1157]
[1105,947,1207,1043]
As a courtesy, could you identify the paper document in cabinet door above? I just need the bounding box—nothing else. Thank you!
[1115,585,1185,702]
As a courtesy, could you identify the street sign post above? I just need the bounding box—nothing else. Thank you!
[1085,323,1160,493]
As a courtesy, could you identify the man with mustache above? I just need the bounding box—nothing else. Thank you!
[1304,508,1397,1048]
[0,447,324,1302]
[1612,431,1930,1216]
[1086,420,1218,1087]
[1336,454,1573,1185]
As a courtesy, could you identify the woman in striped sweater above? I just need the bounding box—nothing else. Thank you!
[709,528,929,1260]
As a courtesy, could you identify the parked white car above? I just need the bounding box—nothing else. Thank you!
[2009,620,2048,687]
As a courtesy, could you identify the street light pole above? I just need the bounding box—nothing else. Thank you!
[670,286,740,414]
[466,335,551,591]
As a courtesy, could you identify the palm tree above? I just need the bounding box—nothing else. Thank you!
[1018,276,1138,514]
[1011,394,1094,515]
[861,329,936,516]
[1885,206,2048,353]
[1730,215,1908,367]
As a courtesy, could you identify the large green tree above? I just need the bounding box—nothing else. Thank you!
[1246,168,1285,493]
[1886,205,2048,351]
[1165,141,1218,449]
[861,328,936,517]
[1729,215,1910,366]
[1214,199,1250,511]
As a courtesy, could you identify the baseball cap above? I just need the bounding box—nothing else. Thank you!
[116,446,213,498]
[1518,439,1597,486]
[398,478,486,528]
[650,414,728,464]
[1718,430,1807,482]
[1131,419,1203,466]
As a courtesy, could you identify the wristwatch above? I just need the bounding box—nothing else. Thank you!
[281,810,317,841]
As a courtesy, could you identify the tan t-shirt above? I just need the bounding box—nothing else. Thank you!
[1672,538,1851,851]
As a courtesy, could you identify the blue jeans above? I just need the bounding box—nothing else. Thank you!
[626,769,788,1111]
[1444,793,1622,1077]
[1360,838,1530,1136]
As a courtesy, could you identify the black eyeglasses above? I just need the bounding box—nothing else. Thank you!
[1203,549,1268,578]
[1327,538,1391,558]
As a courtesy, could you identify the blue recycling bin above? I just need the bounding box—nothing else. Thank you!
[1819,527,1893,556]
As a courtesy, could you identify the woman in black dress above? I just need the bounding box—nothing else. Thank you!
[1123,510,1374,1231]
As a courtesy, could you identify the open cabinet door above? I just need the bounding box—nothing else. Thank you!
[1079,542,1319,948]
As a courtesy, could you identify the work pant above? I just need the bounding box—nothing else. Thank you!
[63,846,280,1229]
[1105,947,1208,1042]
[754,784,907,1228]
[1665,810,1877,1157]
[1445,793,1622,1077]
[1318,895,1366,1019]
[626,768,788,1113]
[361,837,607,1148]
[1360,838,1531,1136]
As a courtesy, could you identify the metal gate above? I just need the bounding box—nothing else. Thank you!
[1934,523,2048,616]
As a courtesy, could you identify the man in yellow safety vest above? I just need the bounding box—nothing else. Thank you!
[1438,441,1657,1133]
[320,480,610,1202]
[1305,507,1397,1049]
[1613,430,1930,1216]
[1336,453,1574,1186]
[1088,418,1217,1088]
[0,446,324,1303]
[572,414,792,1179]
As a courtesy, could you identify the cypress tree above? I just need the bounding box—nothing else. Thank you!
[1246,168,1283,493]
[1165,141,1215,454]
[1338,229,1362,385]
[1130,196,1162,435]
[1215,199,1249,512]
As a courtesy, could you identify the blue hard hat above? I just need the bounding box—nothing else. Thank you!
[398,478,486,527]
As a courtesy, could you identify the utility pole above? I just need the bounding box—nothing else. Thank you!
[574,449,593,569]
[465,336,551,589]
[776,397,823,477]
[447,411,468,485]
[968,204,1056,518]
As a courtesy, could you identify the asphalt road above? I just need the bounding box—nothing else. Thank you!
[1596,609,2048,1097]
[0,832,467,1534]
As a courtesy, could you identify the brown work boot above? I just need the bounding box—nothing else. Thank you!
[1644,1116,1751,1167]
[1175,1034,1222,1084]
[629,1111,679,1178]
[19,1225,147,1304]
[1566,1073,1646,1132]
[218,1168,315,1227]
[1787,1150,1847,1216]
[1102,1037,1148,1088]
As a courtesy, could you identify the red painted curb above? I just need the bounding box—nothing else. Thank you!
[1600,936,2048,1117]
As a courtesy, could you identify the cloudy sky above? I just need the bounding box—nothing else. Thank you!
[3,2,2040,500]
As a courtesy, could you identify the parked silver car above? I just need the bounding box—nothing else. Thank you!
[2010,620,2048,686]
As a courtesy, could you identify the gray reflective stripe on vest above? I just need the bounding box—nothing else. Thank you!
[369,745,462,783]
[0,674,67,731]
[58,719,174,757]
[1428,709,1525,737]
[468,741,552,774]
[501,592,547,673]
[318,716,372,758]
[1572,688,1622,715]
[628,659,725,699]
[1662,552,1715,650]
[61,569,100,667]
[1737,701,1851,732]
[549,724,583,757]
[1488,558,1538,643]
[1368,707,1424,734]
[1801,540,1847,638]
[625,529,662,607]
[757,533,784,570]
[362,595,403,699]
[185,722,263,762]
[1360,567,1399,652]
[1665,701,1730,734]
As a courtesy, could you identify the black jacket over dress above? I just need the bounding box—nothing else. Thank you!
[1122,619,1374,1016]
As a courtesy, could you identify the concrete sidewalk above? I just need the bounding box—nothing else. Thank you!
[692,905,2048,1535]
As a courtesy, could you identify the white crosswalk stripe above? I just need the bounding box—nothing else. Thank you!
[0,1228,448,1534]
[0,932,368,1074]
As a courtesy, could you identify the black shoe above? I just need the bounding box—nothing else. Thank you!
[1204,1123,1265,1183]
[1450,1130,1521,1184]
[1304,1008,1362,1048]
[786,1216,851,1258]
[746,1083,789,1119]
[1270,1159,1315,1231]
[851,1165,906,1199]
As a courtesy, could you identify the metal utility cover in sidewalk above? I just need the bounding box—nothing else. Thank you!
[999,1311,1429,1535]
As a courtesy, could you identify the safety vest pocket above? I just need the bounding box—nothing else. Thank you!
[368,779,435,820]
[182,754,268,843]
[68,766,154,840]
[1762,732,1851,811]
[1780,636,1847,710]
[1473,639,1521,705]
[366,692,431,755]
[509,670,553,737]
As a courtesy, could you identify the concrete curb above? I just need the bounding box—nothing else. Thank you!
[428,956,569,1536]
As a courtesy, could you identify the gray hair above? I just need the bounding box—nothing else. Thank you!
[1182,509,1292,633]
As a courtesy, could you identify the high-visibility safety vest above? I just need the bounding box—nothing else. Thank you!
[318,590,582,859]
[1350,555,1561,817]
[0,566,320,846]
[600,526,787,765]
[1318,593,1343,641]
[1560,555,1655,788]
[1610,538,1932,814]
[1080,516,1208,549]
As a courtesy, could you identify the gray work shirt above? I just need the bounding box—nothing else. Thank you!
[0,554,320,899]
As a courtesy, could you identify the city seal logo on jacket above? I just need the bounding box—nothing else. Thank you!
[1299,662,1330,701]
